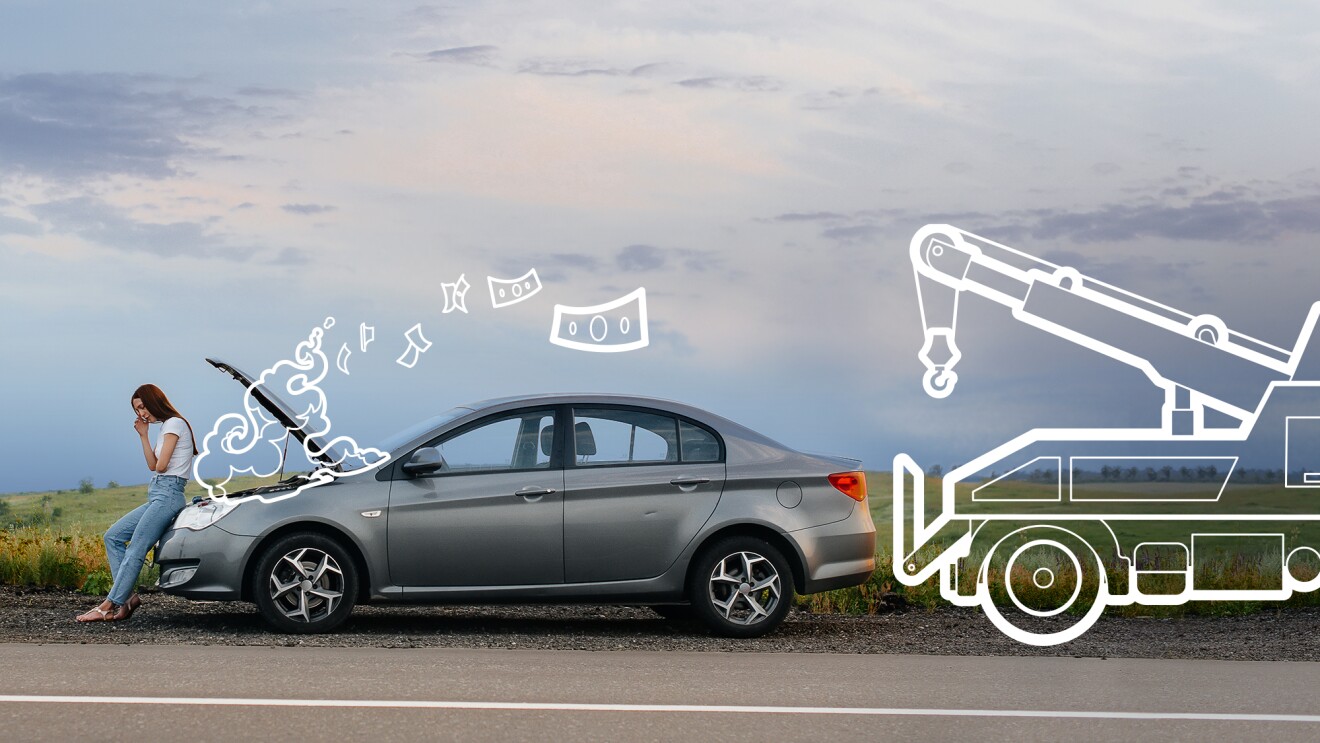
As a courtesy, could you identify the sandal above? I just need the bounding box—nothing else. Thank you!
[113,594,142,622]
[76,605,117,623]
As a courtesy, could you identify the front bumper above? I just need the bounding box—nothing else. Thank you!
[790,503,877,594]
[155,525,256,600]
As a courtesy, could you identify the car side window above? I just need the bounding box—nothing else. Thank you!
[679,420,721,463]
[433,410,555,473]
[572,408,678,466]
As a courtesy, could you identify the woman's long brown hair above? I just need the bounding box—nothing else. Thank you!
[131,384,199,455]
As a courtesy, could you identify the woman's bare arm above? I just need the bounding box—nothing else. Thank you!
[153,433,179,473]
[136,418,159,471]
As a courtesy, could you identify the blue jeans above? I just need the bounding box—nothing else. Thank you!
[104,474,187,606]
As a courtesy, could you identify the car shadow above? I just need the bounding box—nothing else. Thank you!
[141,603,728,640]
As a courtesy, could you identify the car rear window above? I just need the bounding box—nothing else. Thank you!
[679,420,721,463]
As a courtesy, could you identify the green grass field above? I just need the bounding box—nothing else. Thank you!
[892,475,1320,554]
[4,472,1318,616]
[1,474,287,531]
[0,474,289,594]
[844,472,1320,617]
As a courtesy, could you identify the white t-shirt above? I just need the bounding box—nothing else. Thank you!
[154,417,195,479]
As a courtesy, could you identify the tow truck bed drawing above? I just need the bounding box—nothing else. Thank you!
[893,224,1320,645]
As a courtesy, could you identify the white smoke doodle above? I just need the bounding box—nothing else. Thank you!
[194,317,390,504]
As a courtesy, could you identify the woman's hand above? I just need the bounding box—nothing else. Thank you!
[134,417,149,437]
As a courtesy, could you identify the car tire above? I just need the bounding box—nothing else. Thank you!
[689,536,795,638]
[252,532,358,634]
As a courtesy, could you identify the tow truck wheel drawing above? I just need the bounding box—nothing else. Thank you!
[893,224,1320,646]
[977,526,1107,646]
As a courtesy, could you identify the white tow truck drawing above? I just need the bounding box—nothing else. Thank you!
[893,224,1320,645]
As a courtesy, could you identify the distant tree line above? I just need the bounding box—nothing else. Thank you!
[928,462,1310,486]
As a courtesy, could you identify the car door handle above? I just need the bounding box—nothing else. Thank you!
[670,477,711,486]
[515,486,557,497]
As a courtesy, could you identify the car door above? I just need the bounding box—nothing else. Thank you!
[563,406,726,583]
[387,407,564,588]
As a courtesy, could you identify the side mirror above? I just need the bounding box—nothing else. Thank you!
[402,447,446,477]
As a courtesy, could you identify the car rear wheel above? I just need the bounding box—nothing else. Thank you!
[253,532,357,634]
[689,537,794,638]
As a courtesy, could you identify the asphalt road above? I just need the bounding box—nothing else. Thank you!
[0,644,1317,742]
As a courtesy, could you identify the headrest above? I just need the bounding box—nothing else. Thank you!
[540,424,554,457]
[574,421,596,456]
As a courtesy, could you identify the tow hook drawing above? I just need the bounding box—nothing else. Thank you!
[893,224,1320,646]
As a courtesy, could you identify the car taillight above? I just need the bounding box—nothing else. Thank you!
[828,471,867,501]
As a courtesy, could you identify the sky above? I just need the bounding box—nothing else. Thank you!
[2,1,1320,492]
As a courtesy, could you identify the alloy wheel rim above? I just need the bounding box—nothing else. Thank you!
[707,550,780,625]
[269,547,344,623]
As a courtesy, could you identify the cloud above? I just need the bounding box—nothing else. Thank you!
[1018,193,1320,244]
[519,58,624,77]
[268,247,311,266]
[820,223,892,245]
[616,244,665,271]
[27,196,257,261]
[234,86,301,99]
[0,214,41,237]
[417,45,499,66]
[281,203,337,215]
[0,73,272,181]
[516,57,665,78]
[796,86,886,111]
[547,252,601,271]
[770,211,848,223]
[529,245,724,279]
[775,176,1320,248]
[676,75,783,92]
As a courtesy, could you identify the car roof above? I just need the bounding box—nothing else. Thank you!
[465,392,702,414]
[452,393,789,450]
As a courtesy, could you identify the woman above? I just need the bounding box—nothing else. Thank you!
[77,384,197,622]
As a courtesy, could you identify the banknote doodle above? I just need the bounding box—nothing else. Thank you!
[442,274,471,314]
[550,287,649,353]
[395,323,432,369]
[488,268,543,309]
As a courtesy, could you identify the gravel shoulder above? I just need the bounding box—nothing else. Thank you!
[4,586,1319,660]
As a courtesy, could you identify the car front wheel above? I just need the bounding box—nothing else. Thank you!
[252,532,357,634]
[689,537,794,638]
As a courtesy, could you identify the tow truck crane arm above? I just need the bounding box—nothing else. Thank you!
[911,225,1293,432]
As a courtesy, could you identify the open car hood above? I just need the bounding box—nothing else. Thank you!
[205,357,339,469]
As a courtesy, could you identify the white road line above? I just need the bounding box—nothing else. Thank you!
[0,695,1317,722]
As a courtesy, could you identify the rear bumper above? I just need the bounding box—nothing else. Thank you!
[790,504,877,594]
[155,525,254,600]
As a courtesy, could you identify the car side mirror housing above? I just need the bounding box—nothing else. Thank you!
[402,447,446,477]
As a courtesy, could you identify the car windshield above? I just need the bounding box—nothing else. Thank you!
[304,408,475,474]
[369,407,474,456]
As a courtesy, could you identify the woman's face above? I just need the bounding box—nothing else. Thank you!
[132,398,157,423]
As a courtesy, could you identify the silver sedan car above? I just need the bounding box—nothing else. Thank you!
[157,359,876,637]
